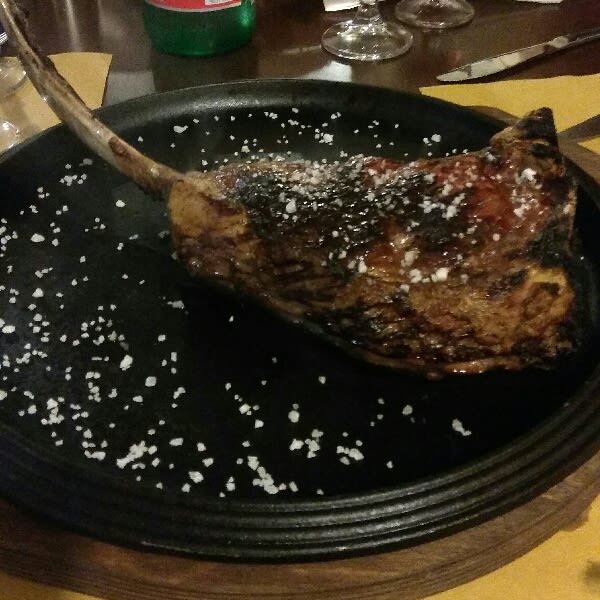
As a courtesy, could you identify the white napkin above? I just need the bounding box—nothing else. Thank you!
[323,0,360,11]
[324,0,564,9]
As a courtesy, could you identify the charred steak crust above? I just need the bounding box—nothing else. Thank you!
[169,108,580,376]
[0,0,581,377]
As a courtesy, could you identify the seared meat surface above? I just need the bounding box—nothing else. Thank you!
[169,108,579,376]
[0,0,580,376]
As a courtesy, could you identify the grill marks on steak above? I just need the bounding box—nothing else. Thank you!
[169,108,579,376]
[0,0,580,377]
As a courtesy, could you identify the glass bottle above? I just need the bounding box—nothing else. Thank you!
[142,0,256,57]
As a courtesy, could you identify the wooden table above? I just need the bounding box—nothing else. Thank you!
[18,0,600,103]
[3,1,600,598]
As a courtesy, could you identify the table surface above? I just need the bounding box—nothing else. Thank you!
[4,1,600,599]
[17,0,600,105]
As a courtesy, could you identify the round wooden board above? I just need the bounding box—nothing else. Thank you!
[0,447,598,600]
[0,102,598,600]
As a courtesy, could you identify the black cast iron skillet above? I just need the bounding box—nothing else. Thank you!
[0,79,599,561]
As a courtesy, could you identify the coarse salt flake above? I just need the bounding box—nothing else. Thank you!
[452,418,472,437]
[517,168,537,183]
[189,471,204,483]
[290,439,304,451]
[409,269,422,284]
[87,451,106,461]
[119,354,133,371]
[168,300,185,310]
[431,267,449,283]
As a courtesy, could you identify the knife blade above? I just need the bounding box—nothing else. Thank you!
[437,27,600,82]
[560,114,600,142]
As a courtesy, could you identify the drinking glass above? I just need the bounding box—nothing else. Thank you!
[394,0,474,29]
[0,25,26,150]
[322,0,414,62]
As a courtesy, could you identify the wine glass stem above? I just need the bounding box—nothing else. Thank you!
[355,0,384,24]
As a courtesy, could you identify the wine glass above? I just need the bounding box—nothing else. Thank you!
[322,0,414,62]
[0,25,26,151]
[395,0,474,29]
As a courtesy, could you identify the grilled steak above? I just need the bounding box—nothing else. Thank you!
[0,0,581,376]
[169,108,579,376]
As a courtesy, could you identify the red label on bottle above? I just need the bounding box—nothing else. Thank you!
[145,0,241,11]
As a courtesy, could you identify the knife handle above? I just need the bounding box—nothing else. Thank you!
[563,27,600,48]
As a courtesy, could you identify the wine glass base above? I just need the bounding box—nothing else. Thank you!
[0,119,20,152]
[322,20,414,62]
[395,0,474,29]
[0,57,26,100]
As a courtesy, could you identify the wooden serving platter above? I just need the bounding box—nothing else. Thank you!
[0,447,598,600]
[1,86,600,599]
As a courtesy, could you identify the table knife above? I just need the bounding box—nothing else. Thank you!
[437,27,600,82]
[560,114,600,142]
